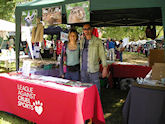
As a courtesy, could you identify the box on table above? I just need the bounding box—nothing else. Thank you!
[149,49,165,67]
[152,63,165,80]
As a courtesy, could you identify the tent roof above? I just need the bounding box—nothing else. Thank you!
[0,19,15,32]
[16,0,165,26]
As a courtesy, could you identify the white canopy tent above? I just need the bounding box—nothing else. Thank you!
[0,19,15,32]
[136,40,148,45]
[0,19,33,59]
[0,19,30,40]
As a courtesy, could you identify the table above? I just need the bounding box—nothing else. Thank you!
[111,63,151,78]
[34,68,60,77]
[100,63,151,88]
[122,84,165,124]
[0,73,105,124]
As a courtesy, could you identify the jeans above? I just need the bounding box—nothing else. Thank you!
[81,71,100,94]
[120,52,123,62]
[109,48,115,61]
[65,71,80,81]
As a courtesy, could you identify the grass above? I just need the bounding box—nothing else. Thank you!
[101,88,128,124]
[0,51,147,124]
[123,52,148,65]
[0,112,33,124]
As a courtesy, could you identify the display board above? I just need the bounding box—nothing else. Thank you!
[22,10,37,26]
[66,1,90,24]
[42,6,62,25]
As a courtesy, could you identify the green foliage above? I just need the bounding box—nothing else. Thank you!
[101,26,147,41]
[0,0,32,22]
[101,26,164,41]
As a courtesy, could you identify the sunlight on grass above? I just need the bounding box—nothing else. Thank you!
[112,99,125,108]
[131,59,148,63]
[0,118,11,124]
[104,113,112,119]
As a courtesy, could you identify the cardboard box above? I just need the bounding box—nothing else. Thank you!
[149,49,165,67]
[152,63,165,80]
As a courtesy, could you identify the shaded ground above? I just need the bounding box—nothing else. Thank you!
[0,52,147,124]
[101,88,128,124]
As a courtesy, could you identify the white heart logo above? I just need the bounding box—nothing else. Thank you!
[35,106,43,115]
[33,100,43,115]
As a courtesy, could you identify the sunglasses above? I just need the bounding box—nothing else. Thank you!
[83,27,91,30]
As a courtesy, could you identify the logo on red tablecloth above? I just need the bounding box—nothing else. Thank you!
[33,100,43,115]
[17,84,43,115]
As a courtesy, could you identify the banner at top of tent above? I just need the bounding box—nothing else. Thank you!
[65,1,90,24]
[42,6,62,26]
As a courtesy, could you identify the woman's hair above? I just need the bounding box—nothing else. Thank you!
[120,40,123,43]
[68,28,78,41]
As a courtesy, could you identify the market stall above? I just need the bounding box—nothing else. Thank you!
[12,0,165,123]
[15,0,165,71]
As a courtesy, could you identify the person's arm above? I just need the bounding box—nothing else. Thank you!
[59,44,66,78]
[98,39,108,78]
[102,66,108,78]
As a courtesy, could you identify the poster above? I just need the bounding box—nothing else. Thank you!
[42,6,62,25]
[60,32,68,42]
[66,1,90,24]
[22,10,37,26]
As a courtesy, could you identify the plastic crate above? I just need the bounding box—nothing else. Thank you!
[44,64,53,70]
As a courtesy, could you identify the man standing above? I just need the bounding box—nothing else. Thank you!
[108,38,115,61]
[80,24,107,94]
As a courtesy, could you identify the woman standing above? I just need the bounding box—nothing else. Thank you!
[119,40,124,62]
[60,29,80,81]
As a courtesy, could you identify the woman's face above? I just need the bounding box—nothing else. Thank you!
[69,32,77,42]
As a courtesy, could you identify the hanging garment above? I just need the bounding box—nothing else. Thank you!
[31,23,44,43]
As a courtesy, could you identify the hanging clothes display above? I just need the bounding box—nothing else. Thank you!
[56,40,63,56]
[31,18,44,43]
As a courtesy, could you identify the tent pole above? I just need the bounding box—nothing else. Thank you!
[161,7,165,60]
[15,8,21,71]
[38,8,42,19]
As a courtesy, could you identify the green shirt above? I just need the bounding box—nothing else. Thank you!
[66,44,80,66]
[80,35,107,73]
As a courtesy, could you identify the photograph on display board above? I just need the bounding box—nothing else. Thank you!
[66,1,90,24]
[22,10,37,26]
[42,6,62,25]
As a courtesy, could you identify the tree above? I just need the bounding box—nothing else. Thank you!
[101,26,147,41]
[0,0,31,22]
[100,26,164,41]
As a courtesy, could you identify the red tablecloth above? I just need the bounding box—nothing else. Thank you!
[100,64,152,88]
[0,74,105,124]
[111,63,152,78]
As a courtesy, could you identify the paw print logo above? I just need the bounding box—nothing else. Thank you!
[33,100,43,115]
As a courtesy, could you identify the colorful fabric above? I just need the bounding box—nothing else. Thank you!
[56,40,63,55]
